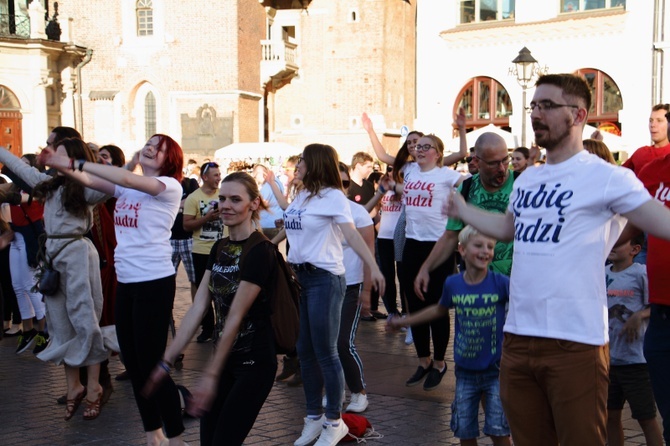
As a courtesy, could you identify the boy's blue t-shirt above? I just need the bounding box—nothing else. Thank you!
[439,271,510,371]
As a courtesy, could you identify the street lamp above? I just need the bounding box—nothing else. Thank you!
[509,47,543,146]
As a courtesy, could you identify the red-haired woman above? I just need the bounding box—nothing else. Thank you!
[41,134,188,446]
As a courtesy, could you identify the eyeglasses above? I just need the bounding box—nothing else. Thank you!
[476,155,510,168]
[526,100,580,113]
[465,156,474,163]
[202,162,219,176]
[415,144,436,152]
[342,180,351,188]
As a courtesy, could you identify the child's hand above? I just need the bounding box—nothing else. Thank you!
[621,312,643,343]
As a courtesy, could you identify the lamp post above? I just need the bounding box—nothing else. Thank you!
[509,47,541,147]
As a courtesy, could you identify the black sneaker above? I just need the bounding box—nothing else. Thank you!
[423,364,447,391]
[405,361,433,387]
[16,329,38,354]
[32,332,50,355]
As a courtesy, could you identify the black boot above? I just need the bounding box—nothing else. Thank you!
[275,355,299,381]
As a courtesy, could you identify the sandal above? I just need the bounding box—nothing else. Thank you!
[83,392,103,420]
[64,389,86,421]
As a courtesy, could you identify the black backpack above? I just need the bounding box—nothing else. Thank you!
[218,231,301,354]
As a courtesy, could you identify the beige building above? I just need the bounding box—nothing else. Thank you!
[0,1,88,157]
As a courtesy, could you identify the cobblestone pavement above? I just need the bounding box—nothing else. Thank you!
[0,269,656,445]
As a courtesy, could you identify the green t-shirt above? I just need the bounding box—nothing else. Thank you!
[447,173,515,276]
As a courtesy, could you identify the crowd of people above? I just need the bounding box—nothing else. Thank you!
[1,72,670,446]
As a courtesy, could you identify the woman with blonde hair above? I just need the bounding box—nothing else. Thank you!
[146,171,280,445]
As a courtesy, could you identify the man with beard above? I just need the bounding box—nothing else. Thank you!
[414,132,514,298]
[447,73,670,446]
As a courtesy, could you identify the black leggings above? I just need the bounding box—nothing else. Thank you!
[402,238,455,362]
[200,352,277,445]
[115,275,184,438]
[377,238,402,315]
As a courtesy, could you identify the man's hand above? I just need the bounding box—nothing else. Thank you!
[414,267,429,301]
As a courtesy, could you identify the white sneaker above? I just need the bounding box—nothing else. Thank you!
[295,415,325,446]
[405,327,413,345]
[345,392,368,413]
[314,421,349,446]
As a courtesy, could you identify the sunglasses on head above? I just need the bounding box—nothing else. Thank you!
[202,162,219,176]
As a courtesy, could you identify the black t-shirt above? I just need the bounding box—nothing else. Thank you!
[206,238,276,355]
[347,179,375,205]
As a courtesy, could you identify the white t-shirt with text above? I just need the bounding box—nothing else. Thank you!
[284,188,354,276]
[377,190,403,240]
[114,177,181,283]
[505,151,651,345]
[403,162,462,242]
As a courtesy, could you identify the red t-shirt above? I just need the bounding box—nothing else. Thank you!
[638,154,670,305]
[622,143,670,176]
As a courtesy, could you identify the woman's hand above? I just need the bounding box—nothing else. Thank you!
[142,363,170,398]
[455,107,466,130]
[186,374,218,418]
[370,266,385,297]
[37,145,60,168]
[386,314,403,333]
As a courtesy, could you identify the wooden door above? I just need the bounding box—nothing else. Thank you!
[0,112,22,157]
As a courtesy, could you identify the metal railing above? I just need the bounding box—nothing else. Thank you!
[0,13,30,38]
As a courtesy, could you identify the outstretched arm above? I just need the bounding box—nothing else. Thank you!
[442,107,468,166]
[415,230,459,299]
[362,112,395,165]
[623,200,670,241]
[447,190,515,241]
[40,146,167,196]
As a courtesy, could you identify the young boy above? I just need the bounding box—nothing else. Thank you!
[606,233,663,446]
[388,226,511,446]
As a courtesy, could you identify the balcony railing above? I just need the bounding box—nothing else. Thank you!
[261,40,298,67]
[0,13,30,38]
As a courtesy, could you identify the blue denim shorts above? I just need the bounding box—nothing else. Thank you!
[450,367,510,439]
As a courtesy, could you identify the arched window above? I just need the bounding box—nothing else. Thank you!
[454,76,512,133]
[136,0,153,36]
[0,86,21,109]
[575,68,623,134]
[144,91,156,140]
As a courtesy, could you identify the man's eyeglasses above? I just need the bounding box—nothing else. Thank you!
[415,144,436,152]
[201,162,219,176]
[476,155,510,168]
[465,156,474,163]
[526,100,580,113]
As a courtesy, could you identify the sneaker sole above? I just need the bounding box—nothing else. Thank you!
[314,424,349,446]
[16,337,36,354]
[345,402,368,412]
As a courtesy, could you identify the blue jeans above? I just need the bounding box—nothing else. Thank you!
[451,366,510,439]
[296,267,346,420]
[644,304,670,443]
